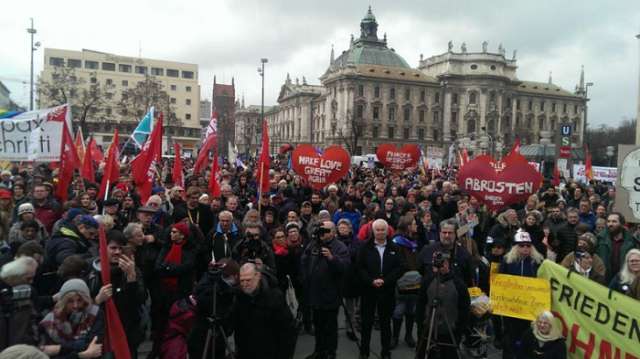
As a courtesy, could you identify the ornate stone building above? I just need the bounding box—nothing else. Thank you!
[212,77,235,157]
[245,7,588,156]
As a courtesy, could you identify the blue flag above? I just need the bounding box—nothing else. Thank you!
[131,107,154,149]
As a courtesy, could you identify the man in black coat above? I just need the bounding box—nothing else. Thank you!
[356,219,407,359]
[232,262,297,359]
[173,186,214,237]
[198,210,242,277]
[554,208,580,262]
[44,215,98,271]
[301,221,350,359]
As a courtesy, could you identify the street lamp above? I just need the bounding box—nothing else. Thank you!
[27,18,40,111]
[583,82,594,144]
[258,58,268,154]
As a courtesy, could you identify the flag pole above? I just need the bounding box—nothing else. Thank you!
[258,162,264,213]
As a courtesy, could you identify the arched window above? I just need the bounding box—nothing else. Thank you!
[467,119,476,134]
[487,119,495,133]
[469,92,477,105]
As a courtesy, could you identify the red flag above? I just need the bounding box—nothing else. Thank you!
[552,163,561,186]
[55,122,80,202]
[194,111,218,174]
[172,143,184,188]
[130,114,163,204]
[509,136,521,156]
[74,128,85,167]
[81,138,96,183]
[585,146,593,181]
[98,225,132,359]
[256,119,270,195]
[98,130,120,200]
[209,151,221,197]
[89,138,104,163]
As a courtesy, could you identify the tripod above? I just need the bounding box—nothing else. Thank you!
[201,273,235,359]
[415,272,462,359]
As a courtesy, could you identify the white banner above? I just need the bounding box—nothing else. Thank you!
[0,105,70,162]
[573,164,617,184]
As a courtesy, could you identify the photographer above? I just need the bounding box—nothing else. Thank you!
[233,223,276,271]
[0,256,39,350]
[301,221,350,359]
[415,252,470,359]
[189,259,240,359]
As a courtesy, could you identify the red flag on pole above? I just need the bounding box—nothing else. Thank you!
[209,151,221,197]
[194,111,218,174]
[98,225,132,359]
[81,138,96,183]
[130,113,163,204]
[55,122,80,202]
[74,128,85,167]
[172,143,184,188]
[256,119,270,195]
[585,146,593,181]
[89,138,104,164]
[509,136,521,157]
[98,130,120,200]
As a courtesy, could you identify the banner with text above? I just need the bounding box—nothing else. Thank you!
[291,144,350,190]
[490,273,550,321]
[537,260,640,358]
[573,164,618,185]
[0,104,70,162]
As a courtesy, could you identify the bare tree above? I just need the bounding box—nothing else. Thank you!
[337,109,364,155]
[37,66,114,135]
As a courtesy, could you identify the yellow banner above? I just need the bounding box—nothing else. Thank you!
[537,260,640,358]
[490,273,550,321]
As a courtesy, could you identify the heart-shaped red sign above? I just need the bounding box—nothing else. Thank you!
[376,144,421,171]
[457,155,542,212]
[291,144,350,190]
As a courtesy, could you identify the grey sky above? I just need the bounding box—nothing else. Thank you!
[2,0,639,127]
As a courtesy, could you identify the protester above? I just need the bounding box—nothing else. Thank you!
[609,249,640,300]
[519,311,567,358]
[596,212,639,282]
[0,257,39,350]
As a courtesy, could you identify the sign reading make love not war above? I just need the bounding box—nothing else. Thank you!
[537,260,640,358]
[376,144,421,171]
[0,104,70,162]
[457,152,542,211]
[291,144,350,190]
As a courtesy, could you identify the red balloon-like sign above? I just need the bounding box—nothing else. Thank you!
[291,144,350,190]
[457,153,542,212]
[376,144,421,171]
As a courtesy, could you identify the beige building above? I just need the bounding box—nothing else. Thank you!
[251,7,587,157]
[39,48,201,154]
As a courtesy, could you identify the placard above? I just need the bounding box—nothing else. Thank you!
[490,273,550,321]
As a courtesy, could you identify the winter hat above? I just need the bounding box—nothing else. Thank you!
[172,222,190,238]
[0,189,12,200]
[513,229,532,244]
[78,215,99,229]
[56,278,90,301]
[17,203,35,216]
[0,345,48,359]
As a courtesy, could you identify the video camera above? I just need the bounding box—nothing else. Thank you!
[432,251,450,269]
[0,284,32,315]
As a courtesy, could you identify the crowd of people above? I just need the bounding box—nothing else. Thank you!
[0,155,638,359]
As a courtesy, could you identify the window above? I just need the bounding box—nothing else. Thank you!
[528,101,533,111]
[469,92,477,105]
[388,107,395,121]
[151,67,164,76]
[404,107,411,122]
[506,98,512,107]
[106,79,113,85]
[516,99,521,110]
[435,92,440,103]
[167,69,179,77]
[403,127,410,139]
[550,103,555,112]
[170,97,176,104]
[574,105,578,114]
[356,105,364,118]
[122,80,128,87]
[135,66,147,75]
[90,77,97,84]
[563,103,567,113]
[419,110,425,122]
[490,92,496,102]
[49,57,64,66]
[102,62,116,71]
[67,59,81,68]
[404,89,410,101]
[119,64,132,73]
[170,85,177,91]
[433,129,439,141]
[186,86,192,92]
[84,60,98,70]
[539,118,544,131]
[390,88,396,100]
[373,106,380,120]
[420,90,426,102]
[467,119,476,133]
[470,64,478,70]
[541,101,545,111]
[372,126,379,138]
[374,86,380,98]
[452,111,458,125]
[433,111,439,123]
[185,113,191,120]
[358,85,364,97]
[182,71,194,79]
[186,99,192,105]
[418,128,425,140]
[388,126,395,138]
[452,93,459,105]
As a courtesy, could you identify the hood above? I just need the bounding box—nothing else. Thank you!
[497,211,518,227]
[392,235,417,251]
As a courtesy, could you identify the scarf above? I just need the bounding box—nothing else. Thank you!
[532,317,563,343]
[40,304,99,345]
[162,241,185,291]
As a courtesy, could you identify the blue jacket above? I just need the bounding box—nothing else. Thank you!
[579,212,597,231]
[499,256,540,277]
[333,210,361,235]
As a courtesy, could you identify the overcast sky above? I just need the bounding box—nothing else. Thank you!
[2,0,639,127]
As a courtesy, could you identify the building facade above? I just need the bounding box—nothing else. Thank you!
[39,48,201,154]
[253,7,587,157]
[212,77,235,157]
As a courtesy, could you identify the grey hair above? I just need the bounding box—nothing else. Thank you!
[0,257,38,282]
[123,222,143,239]
[372,218,388,231]
[337,218,353,232]
[439,218,458,232]
[620,249,640,285]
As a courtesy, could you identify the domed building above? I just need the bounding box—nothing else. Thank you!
[249,7,587,158]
